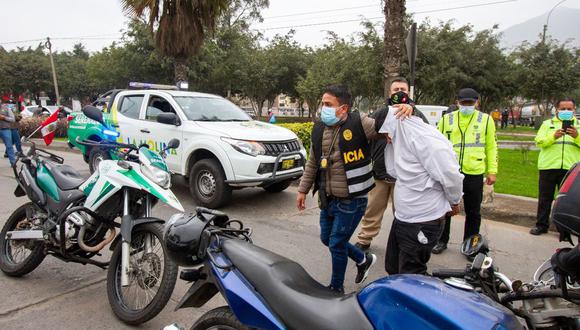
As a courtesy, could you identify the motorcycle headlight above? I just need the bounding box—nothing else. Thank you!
[221,137,265,157]
[141,163,171,189]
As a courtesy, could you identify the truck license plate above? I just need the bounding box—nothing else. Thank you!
[281,159,295,170]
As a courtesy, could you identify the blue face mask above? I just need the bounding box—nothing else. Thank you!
[460,105,476,116]
[558,110,574,121]
[321,106,340,126]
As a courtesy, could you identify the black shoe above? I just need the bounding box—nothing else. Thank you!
[355,253,377,284]
[432,242,447,254]
[530,226,548,235]
[326,285,344,295]
[3,154,7,158]
[355,242,370,252]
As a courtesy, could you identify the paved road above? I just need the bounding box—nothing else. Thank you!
[0,150,568,329]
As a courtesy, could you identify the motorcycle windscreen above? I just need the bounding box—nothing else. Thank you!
[357,275,522,330]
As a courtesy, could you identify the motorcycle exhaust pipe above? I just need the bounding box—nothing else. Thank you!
[78,226,116,252]
[6,230,44,240]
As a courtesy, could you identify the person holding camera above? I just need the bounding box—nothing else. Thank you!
[530,98,580,235]
[432,88,498,255]
[355,77,428,252]
[296,84,412,293]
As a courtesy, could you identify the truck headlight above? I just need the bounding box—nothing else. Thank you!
[221,137,265,157]
[141,163,171,189]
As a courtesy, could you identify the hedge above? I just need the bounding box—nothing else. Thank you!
[278,122,314,152]
[17,117,69,139]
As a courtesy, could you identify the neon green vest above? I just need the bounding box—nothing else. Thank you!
[440,110,490,175]
[536,118,580,170]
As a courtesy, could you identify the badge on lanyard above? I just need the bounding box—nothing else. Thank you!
[321,157,328,169]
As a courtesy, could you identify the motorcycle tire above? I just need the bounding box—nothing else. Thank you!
[0,203,46,277]
[191,306,250,330]
[106,222,178,325]
[88,147,111,173]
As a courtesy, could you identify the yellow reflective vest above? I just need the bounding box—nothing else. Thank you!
[535,117,580,170]
[438,110,498,175]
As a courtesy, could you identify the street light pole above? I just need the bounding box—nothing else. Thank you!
[540,0,567,117]
[45,37,60,105]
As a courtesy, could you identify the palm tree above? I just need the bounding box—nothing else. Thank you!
[121,0,229,83]
[383,0,406,97]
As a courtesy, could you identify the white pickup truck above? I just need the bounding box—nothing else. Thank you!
[68,86,306,208]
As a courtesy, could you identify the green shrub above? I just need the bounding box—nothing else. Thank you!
[278,122,314,152]
[261,116,313,124]
[17,117,68,139]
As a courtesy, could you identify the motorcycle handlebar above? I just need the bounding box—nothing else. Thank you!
[432,269,466,278]
[75,137,137,151]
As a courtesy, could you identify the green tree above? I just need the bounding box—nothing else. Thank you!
[121,0,229,83]
[514,39,580,115]
[0,46,52,96]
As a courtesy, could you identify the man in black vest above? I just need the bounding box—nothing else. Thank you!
[297,85,413,293]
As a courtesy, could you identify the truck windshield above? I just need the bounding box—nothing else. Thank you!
[175,96,251,122]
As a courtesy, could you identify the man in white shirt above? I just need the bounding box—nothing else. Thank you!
[378,108,464,275]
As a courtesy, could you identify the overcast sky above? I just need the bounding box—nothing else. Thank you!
[0,0,578,52]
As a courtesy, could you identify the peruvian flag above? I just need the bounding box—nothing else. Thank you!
[40,109,61,145]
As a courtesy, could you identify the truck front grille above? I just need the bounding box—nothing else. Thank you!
[262,140,301,156]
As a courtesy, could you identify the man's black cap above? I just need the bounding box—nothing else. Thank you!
[457,88,479,101]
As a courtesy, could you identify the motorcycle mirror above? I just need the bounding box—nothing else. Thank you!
[166,138,180,150]
[82,106,105,125]
[460,234,489,258]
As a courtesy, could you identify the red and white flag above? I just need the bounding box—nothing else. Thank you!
[40,109,61,145]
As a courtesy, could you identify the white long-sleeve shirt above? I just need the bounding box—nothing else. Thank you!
[379,108,464,223]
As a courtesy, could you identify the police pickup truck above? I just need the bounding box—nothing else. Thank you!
[68,83,306,208]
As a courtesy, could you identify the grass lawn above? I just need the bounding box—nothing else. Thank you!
[497,126,537,133]
[496,134,535,142]
[495,149,539,198]
[54,137,68,142]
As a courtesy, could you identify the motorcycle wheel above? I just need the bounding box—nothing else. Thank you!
[191,306,250,330]
[0,203,46,277]
[106,222,177,325]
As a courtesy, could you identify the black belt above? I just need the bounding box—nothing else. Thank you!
[422,217,445,225]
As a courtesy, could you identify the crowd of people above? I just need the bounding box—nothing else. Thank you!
[296,80,578,293]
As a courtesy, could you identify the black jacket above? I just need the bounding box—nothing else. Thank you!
[371,105,429,181]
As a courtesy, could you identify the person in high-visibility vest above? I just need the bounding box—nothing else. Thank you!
[432,88,498,255]
[530,97,580,235]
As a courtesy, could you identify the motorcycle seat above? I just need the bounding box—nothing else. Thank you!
[44,162,86,191]
[221,239,373,330]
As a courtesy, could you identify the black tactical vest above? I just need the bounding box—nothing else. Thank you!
[311,111,374,198]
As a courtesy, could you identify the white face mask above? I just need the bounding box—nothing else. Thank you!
[460,105,476,116]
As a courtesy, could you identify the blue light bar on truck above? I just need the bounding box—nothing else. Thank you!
[128,82,179,90]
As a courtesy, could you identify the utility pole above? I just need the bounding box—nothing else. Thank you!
[45,37,60,105]
[405,22,418,99]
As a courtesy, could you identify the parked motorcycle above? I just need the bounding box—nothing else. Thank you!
[0,106,184,325]
[162,208,522,330]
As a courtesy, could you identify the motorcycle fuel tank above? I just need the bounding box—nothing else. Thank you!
[357,275,522,329]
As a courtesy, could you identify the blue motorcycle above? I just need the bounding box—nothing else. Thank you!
[162,208,549,330]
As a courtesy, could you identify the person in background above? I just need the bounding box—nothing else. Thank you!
[530,98,580,235]
[4,101,23,158]
[0,103,17,166]
[355,77,428,252]
[378,105,463,274]
[501,108,509,129]
[432,88,498,256]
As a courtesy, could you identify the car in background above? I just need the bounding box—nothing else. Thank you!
[414,105,448,126]
[21,105,73,118]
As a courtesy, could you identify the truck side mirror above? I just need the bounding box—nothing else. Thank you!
[157,113,180,126]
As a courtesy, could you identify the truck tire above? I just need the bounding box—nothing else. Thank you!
[189,158,232,209]
[263,179,293,193]
[88,147,111,173]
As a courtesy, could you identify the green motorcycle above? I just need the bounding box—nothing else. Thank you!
[0,106,183,325]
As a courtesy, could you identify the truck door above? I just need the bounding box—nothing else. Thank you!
[115,94,146,147]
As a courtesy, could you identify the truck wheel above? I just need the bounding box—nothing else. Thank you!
[88,147,111,173]
[189,158,232,209]
[263,179,293,193]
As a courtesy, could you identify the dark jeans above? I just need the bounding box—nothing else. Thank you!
[320,197,367,289]
[536,169,568,230]
[0,129,15,165]
[10,128,22,153]
[385,218,444,275]
[439,174,484,243]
